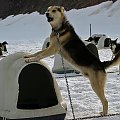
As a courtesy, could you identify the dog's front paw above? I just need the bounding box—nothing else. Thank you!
[25,58,31,63]
[99,112,107,116]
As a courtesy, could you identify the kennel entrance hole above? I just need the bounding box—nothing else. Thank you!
[17,63,58,109]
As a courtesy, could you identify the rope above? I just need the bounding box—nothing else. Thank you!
[56,32,76,120]
[66,112,120,120]
[55,74,81,79]
[55,71,119,79]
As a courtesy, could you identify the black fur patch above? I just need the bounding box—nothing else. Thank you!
[115,44,120,54]
[57,8,61,12]
[62,23,105,71]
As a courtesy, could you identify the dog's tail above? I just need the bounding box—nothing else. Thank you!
[102,50,120,69]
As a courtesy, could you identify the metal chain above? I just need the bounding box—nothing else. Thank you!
[56,32,76,120]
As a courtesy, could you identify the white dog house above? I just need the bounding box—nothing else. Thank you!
[42,37,50,50]
[0,52,67,120]
[52,54,79,74]
[42,37,79,74]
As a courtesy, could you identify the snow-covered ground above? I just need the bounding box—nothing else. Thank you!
[0,0,120,120]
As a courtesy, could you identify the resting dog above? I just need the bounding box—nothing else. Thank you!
[24,6,120,115]
[85,34,113,49]
[0,41,8,56]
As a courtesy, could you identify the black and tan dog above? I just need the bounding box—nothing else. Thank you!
[110,38,120,56]
[0,41,8,56]
[24,6,120,115]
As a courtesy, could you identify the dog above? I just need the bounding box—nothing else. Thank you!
[110,38,120,56]
[24,6,120,115]
[0,41,8,56]
[85,34,112,49]
[110,38,120,73]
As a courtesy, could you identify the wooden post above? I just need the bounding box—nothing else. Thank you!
[90,24,92,37]
[119,65,120,75]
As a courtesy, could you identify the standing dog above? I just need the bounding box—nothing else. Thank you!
[24,6,120,115]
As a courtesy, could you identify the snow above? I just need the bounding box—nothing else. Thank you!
[0,0,120,120]
[107,0,120,17]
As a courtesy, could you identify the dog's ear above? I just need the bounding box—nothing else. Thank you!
[115,38,118,42]
[111,38,118,44]
[2,41,8,45]
[48,6,52,10]
[57,6,65,13]
[60,6,65,13]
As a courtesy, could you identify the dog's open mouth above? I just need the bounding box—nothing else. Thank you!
[46,13,54,22]
[46,13,53,22]
[47,16,54,22]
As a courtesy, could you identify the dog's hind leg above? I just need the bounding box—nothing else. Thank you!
[88,70,108,115]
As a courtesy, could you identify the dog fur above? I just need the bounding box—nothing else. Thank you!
[85,34,113,49]
[0,41,8,56]
[24,6,120,115]
[110,38,120,56]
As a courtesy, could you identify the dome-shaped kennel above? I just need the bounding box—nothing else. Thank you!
[0,52,66,120]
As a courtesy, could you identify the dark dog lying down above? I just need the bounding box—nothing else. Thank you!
[0,41,8,56]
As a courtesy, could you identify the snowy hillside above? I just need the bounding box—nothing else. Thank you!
[0,0,120,43]
[0,1,120,120]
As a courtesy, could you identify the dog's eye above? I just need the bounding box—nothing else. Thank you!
[52,10,56,12]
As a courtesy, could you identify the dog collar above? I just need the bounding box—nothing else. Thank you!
[52,28,68,37]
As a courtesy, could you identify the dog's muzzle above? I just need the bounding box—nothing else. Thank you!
[46,13,53,22]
